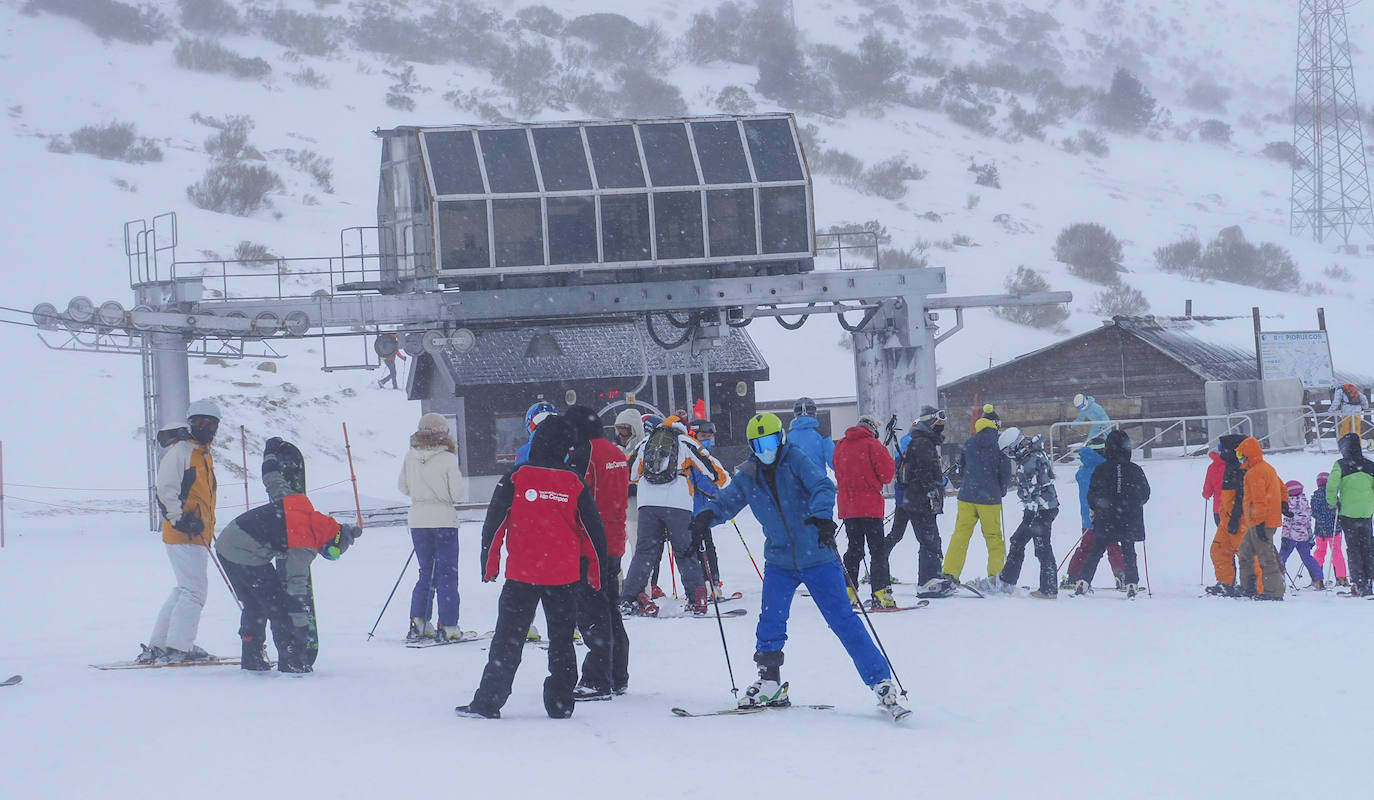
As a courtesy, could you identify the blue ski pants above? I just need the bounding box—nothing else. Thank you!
[409,528,460,627]
[756,560,890,687]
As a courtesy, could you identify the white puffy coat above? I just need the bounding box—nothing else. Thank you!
[398,446,464,528]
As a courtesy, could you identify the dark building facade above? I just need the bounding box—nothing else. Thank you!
[407,319,768,480]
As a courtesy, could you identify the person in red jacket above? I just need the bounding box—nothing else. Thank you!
[457,416,608,719]
[1201,446,1225,525]
[833,415,897,608]
[565,405,631,701]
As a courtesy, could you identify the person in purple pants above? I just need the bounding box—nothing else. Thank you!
[1279,479,1324,589]
[398,413,467,641]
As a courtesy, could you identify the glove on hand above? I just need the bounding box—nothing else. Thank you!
[320,523,361,560]
[1282,500,1293,519]
[172,511,204,536]
[688,512,715,553]
[807,517,838,549]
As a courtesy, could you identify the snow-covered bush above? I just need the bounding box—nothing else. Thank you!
[1154,237,1201,275]
[187,162,282,216]
[968,160,1000,188]
[24,0,168,44]
[821,33,908,107]
[497,42,558,117]
[995,266,1069,329]
[173,38,271,79]
[1198,119,1232,144]
[233,241,276,264]
[1184,82,1231,113]
[515,5,564,37]
[682,2,744,64]
[1078,129,1109,156]
[177,0,240,34]
[1092,282,1150,316]
[715,86,756,114]
[855,156,926,200]
[614,66,687,117]
[1262,141,1302,167]
[287,150,334,194]
[1054,223,1123,284]
[1197,227,1301,290]
[199,114,257,161]
[880,247,928,270]
[349,8,447,63]
[250,8,341,56]
[565,13,666,71]
[1096,68,1156,134]
[54,121,163,163]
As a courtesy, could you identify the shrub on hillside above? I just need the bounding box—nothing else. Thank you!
[233,240,276,263]
[251,8,341,56]
[1096,68,1156,133]
[1078,129,1109,156]
[201,115,257,161]
[1262,141,1302,167]
[748,1,807,105]
[945,101,996,135]
[497,41,558,117]
[1198,119,1232,144]
[1092,282,1150,316]
[1184,81,1231,113]
[996,266,1069,329]
[1154,237,1201,275]
[187,162,282,216]
[614,66,687,117]
[515,5,564,37]
[1197,226,1301,290]
[855,156,926,200]
[682,3,744,64]
[173,38,271,79]
[25,0,168,44]
[1054,223,1123,284]
[290,67,328,89]
[915,14,969,45]
[968,160,1000,188]
[823,33,908,106]
[565,13,664,70]
[349,9,447,63]
[56,121,163,163]
[287,150,334,193]
[715,86,756,114]
[879,247,928,270]
[177,0,240,34]
[1008,103,1051,140]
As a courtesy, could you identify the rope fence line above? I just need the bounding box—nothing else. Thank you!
[4,478,354,516]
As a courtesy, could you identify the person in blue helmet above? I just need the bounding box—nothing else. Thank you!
[787,396,835,472]
[687,413,910,721]
[1072,394,1111,446]
[515,400,559,466]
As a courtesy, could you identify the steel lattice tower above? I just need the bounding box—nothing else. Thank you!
[1291,0,1374,245]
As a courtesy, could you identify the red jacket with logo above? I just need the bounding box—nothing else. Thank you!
[583,438,630,557]
[482,465,607,588]
[833,425,896,519]
[1201,452,1225,513]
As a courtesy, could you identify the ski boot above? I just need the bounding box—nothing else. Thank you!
[1059,575,1076,591]
[454,704,500,719]
[873,678,912,721]
[407,617,435,642]
[1125,583,1138,599]
[649,584,666,600]
[847,586,861,608]
[240,636,271,672]
[526,624,542,642]
[1114,571,1127,591]
[1029,589,1057,600]
[739,679,789,708]
[993,576,1017,596]
[917,574,959,598]
[1337,577,1350,588]
[633,592,659,617]
[1204,583,1229,597]
[437,625,467,643]
[689,586,710,616]
[134,644,164,665]
[572,682,614,702]
[1073,579,1091,596]
[1309,579,1326,591]
[870,588,897,609]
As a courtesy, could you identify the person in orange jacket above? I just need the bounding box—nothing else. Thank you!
[1205,434,1255,597]
[1236,437,1285,600]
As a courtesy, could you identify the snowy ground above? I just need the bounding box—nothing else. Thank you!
[1,447,1363,798]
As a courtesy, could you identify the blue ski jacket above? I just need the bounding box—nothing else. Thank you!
[1074,397,1111,442]
[788,416,835,472]
[701,443,838,570]
[1075,446,1105,529]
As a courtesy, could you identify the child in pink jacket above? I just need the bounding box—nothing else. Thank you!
[1279,479,1324,589]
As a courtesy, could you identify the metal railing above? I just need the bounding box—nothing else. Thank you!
[1048,414,1252,463]
[1225,405,1324,454]
[1309,409,1374,445]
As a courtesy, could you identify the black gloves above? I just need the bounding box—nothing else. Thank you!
[689,512,715,553]
[1282,500,1293,519]
[807,517,838,549]
[1213,512,1221,526]
[172,511,204,536]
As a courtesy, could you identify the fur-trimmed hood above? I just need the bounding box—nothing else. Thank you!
[409,429,456,453]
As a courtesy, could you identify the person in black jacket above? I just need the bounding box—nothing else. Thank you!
[1074,430,1151,598]
[887,406,948,586]
[457,416,608,720]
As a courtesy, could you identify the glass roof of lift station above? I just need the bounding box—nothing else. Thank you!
[411,114,814,277]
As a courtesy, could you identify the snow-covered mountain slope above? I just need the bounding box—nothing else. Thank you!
[1,0,1371,497]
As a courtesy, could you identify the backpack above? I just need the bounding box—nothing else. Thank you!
[1343,384,1362,405]
[640,427,681,485]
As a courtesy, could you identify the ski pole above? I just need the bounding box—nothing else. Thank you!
[668,550,678,599]
[831,542,907,698]
[1200,500,1208,587]
[240,425,250,512]
[699,545,739,698]
[342,422,364,528]
[1057,530,1086,573]
[729,519,765,582]
[367,548,415,640]
[201,537,243,610]
[1141,541,1152,597]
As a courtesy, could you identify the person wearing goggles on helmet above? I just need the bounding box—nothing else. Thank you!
[688,413,909,720]
[686,419,730,593]
[787,397,835,472]
[1071,394,1110,447]
[137,399,223,667]
[887,406,948,588]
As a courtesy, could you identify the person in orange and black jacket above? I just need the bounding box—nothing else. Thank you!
[457,416,608,720]
[1205,434,1252,597]
[1236,436,1286,600]
[215,463,361,673]
[565,405,631,701]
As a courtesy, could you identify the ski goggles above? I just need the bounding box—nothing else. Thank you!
[749,433,783,455]
[917,410,947,425]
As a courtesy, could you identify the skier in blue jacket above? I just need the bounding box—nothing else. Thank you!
[787,397,835,472]
[688,413,909,720]
[1072,394,1111,445]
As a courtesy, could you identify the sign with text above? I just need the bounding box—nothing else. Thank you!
[1258,330,1335,389]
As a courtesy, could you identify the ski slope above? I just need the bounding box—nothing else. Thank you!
[0,448,1362,797]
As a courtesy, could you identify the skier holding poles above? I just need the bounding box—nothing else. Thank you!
[686,412,910,721]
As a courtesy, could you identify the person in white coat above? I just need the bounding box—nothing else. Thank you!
[399,413,466,641]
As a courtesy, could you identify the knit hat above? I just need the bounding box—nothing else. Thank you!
[980,403,1000,426]
[418,413,448,433]
[1317,471,1330,486]
[1286,479,1304,495]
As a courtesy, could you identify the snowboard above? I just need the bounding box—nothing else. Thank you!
[1,675,21,687]
[406,631,488,648]
[864,599,931,613]
[671,703,835,717]
[91,658,241,670]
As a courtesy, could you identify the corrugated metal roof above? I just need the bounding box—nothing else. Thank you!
[436,320,769,386]
[1116,316,1259,381]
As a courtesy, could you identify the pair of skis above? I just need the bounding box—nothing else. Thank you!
[672,701,911,723]
[90,658,241,670]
